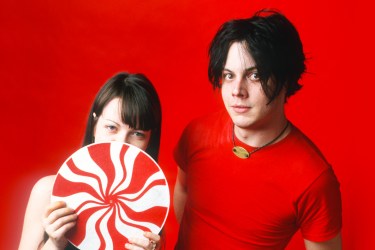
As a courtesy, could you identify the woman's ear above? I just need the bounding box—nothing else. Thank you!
[92,112,98,143]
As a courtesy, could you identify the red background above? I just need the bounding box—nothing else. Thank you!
[1,0,373,249]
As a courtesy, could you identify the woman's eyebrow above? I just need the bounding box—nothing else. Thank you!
[102,117,121,126]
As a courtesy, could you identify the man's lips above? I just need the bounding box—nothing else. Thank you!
[231,105,250,113]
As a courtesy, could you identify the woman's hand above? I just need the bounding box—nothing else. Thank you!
[42,201,77,249]
[125,231,161,250]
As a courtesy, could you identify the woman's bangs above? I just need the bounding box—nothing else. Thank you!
[120,95,154,131]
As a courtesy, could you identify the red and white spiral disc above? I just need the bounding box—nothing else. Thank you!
[52,142,170,250]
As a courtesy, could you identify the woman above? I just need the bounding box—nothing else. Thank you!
[18,72,164,250]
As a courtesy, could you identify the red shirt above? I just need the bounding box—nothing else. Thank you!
[174,110,342,249]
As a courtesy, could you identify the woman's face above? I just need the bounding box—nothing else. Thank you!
[93,97,151,151]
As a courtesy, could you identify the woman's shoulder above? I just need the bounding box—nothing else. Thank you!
[31,175,56,196]
[25,175,56,214]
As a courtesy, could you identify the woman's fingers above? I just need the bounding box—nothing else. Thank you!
[144,231,160,242]
[126,237,149,249]
[144,232,160,249]
[42,201,77,247]
[43,203,76,228]
[125,232,160,250]
[46,220,76,240]
[44,201,67,217]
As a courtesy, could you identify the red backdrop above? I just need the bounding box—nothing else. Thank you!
[1,0,374,249]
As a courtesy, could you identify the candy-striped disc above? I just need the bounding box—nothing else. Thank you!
[52,142,170,250]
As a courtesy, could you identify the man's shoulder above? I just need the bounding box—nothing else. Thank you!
[284,125,331,173]
[186,109,229,130]
[179,109,231,148]
[288,126,327,159]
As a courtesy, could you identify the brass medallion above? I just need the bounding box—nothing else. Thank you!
[232,146,250,159]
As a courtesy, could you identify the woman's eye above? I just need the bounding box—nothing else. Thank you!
[132,131,145,138]
[105,125,117,132]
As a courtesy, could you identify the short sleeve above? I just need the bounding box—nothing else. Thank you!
[173,123,193,172]
[297,167,342,242]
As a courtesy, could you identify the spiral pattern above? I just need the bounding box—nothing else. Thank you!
[52,142,170,250]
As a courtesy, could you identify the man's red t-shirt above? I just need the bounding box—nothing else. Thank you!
[174,110,342,249]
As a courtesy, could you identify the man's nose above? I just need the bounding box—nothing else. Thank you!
[232,77,247,97]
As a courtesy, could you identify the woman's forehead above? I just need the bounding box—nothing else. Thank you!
[102,98,123,120]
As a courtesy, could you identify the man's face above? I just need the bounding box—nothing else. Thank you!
[221,41,285,130]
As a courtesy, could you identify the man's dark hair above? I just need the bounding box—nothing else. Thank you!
[208,9,306,102]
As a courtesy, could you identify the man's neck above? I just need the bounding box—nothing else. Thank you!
[234,118,291,148]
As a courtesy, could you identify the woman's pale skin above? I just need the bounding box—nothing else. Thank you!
[174,41,342,250]
[19,97,161,250]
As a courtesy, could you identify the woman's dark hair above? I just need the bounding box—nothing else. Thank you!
[208,9,306,102]
[83,72,162,161]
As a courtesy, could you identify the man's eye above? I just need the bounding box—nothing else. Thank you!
[247,72,260,81]
[223,73,233,80]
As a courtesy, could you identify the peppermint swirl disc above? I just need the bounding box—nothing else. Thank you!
[51,142,170,250]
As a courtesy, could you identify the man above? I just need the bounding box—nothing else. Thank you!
[173,9,342,249]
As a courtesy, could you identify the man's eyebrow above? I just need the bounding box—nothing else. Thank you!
[223,66,257,72]
[245,66,257,71]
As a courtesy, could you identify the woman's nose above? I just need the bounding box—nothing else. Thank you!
[113,133,128,143]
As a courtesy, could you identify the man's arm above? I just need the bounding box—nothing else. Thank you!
[304,233,342,250]
[173,167,187,223]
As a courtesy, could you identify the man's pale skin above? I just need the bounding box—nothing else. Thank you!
[174,41,342,250]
